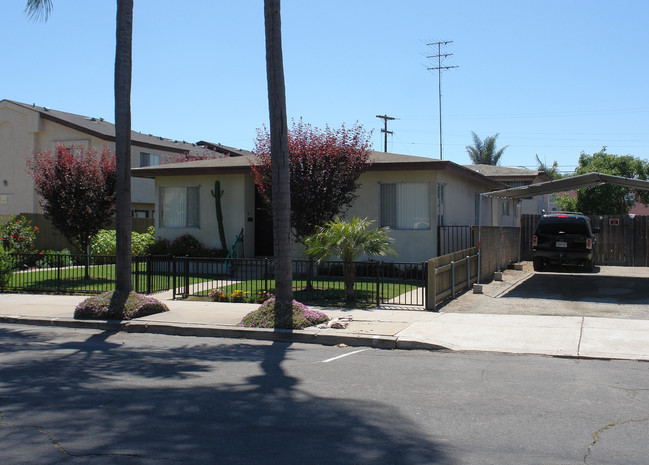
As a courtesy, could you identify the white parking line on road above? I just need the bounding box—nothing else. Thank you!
[320,348,369,363]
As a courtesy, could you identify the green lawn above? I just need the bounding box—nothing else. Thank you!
[197,278,421,308]
[6,263,210,294]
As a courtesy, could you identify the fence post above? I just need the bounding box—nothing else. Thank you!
[264,257,269,293]
[172,256,177,299]
[184,255,190,298]
[433,266,438,310]
[57,253,62,293]
[376,261,381,307]
[134,255,140,293]
[466,255,470,291]
[422,261,427,309]
[451,260,456,299]
[146,255,152,295]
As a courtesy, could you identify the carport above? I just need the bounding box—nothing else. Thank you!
[477,172,649,282]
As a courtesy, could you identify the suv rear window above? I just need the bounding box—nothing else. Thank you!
[536,217,589,235]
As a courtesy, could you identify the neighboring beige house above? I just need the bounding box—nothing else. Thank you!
[464,164,554,216]
[133,152,507,262]
[0,99,246,218]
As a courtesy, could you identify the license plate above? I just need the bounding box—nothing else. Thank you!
[556,241,568,248]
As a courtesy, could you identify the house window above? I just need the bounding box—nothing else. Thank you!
[140,152,160,167]
[380,183,430,230]
[437,183,446,227]
[0,194,8,205]
[159,186,199,228]
[503,200,511,216]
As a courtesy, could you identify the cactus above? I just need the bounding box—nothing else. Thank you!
[211,180,227,251]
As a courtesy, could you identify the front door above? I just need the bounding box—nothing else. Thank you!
[254,190,274,257]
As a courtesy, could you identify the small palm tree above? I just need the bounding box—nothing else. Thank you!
[535,154,561,179]
[304,217,395,302]
[466,132,508,165]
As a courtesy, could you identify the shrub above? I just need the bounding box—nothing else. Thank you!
[74,291,169,320]
[239,298,329,329]
[148,233,227,258]
[90,227,155,256]
[0,216,39,253]
[35,249,73,268]
[0,244,14,288]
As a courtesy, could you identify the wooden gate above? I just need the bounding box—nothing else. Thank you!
[520,214,649,266]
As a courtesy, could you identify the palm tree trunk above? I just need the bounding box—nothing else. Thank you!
[344,261,356,302]
[114,0,133,292]
[264,0,292,304]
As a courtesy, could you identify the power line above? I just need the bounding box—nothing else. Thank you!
[427,40,458,160]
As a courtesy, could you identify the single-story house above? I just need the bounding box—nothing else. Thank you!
[133,151,510,262]
[0,99,245,218]
[464,164,553,215]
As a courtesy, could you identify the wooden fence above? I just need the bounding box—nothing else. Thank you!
[520,214,649,266]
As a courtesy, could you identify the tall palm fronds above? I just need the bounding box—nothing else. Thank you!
[535,154,560,179]
[24,0,52,21]
[466,132,508,165]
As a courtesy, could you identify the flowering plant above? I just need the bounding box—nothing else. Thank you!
[209,288,227,302]
[239,298,330,329]
[0,216,39,253]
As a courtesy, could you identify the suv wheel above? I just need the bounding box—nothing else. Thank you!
[584,259,594,273]
[533,257,544,271]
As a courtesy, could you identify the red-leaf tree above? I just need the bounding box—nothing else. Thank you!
[27,145,117,254]
[251,119,373,243]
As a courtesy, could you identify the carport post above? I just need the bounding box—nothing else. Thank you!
[477,193,483,284]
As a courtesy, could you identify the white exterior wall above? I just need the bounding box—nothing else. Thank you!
[0,101,166,217]
[154,174,254,255]
[0,104,40,215]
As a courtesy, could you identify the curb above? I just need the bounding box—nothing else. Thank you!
[0,315,449,352]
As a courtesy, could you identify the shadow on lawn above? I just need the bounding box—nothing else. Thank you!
[0,326,449,464]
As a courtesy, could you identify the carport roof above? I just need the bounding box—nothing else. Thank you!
[482,172,649,199]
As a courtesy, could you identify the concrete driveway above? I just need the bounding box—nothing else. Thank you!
[441,265,649,320]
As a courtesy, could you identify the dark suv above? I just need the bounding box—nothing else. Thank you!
[532,212,599,272]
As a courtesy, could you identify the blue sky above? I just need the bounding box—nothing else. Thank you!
[3,1,648,173]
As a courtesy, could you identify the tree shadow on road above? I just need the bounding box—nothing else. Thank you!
[0,326,451,464]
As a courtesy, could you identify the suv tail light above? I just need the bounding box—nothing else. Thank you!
[586,238,592,250]
[532,235,538,247]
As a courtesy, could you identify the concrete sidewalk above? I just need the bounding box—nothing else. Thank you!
[0,292,648,361]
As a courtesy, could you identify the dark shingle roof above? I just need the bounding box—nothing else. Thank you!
[4,99,235,155]
[132,149,505,189]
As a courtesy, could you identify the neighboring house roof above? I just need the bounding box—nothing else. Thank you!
[464,164,552,183]
[2,99,221,155]
[132,150,507,189]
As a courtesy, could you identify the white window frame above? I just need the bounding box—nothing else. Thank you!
[379,182,431,230]
[140,152,161,167]
[159,186,200,228]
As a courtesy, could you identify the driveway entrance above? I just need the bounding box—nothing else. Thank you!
[442,265,649,320]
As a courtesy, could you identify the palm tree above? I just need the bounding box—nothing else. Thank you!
[304,217,396,302]
[466,132,508,165]
[264,0,293,304]
[114,0,133,292]
[24,0,52,21]
[535,154,561,179]
[26,0,134,292]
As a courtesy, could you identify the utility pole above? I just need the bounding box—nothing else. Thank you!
[427,41,457,160]
[376,114,395,152]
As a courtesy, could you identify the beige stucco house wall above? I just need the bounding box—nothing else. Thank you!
[134,152,506,262]
[0,99,232,218]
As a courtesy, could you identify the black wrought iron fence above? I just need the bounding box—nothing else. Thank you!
[178,258,427,307]
[2,253,427,307]
[3,253,173,295]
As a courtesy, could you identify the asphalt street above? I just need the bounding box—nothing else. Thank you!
[1,325,648,464]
